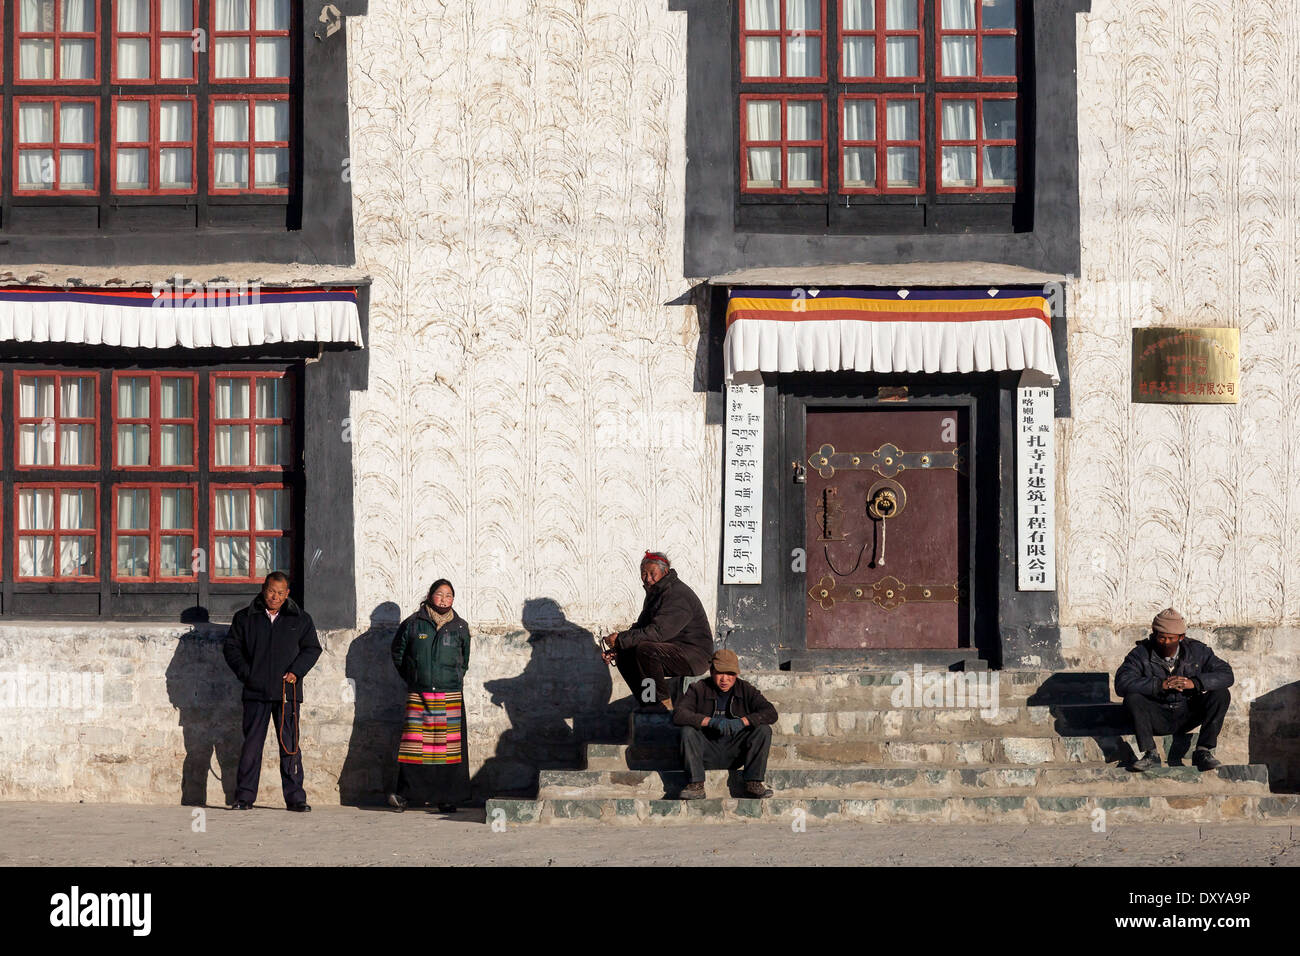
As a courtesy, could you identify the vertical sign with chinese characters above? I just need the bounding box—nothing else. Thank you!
[1017,386,1055,591]
[723,380,764,584]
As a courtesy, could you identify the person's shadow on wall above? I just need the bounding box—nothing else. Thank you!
[165,624,243,807]
[337,602,408,806]
[1249,681,1300,793]
[472,598,622,799]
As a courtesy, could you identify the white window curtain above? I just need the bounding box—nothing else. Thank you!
[60,536,95,576]
[59,151,93,189]
[784,0,819,77]
[18,490,56,576]
[22,0,56,30]
[255,425,289,465]
[745,100,780,188]
[161,376,193,417]
[160,488,194,530]
[943,147,978,185]
[254,100,288,141]
[117,536,149,576]
[117,375,150,417]
[942,36,976,75]
[942,99,977,139]
[158,102,193,187]
[118,0,150,30]
[117,39,150,78]
[61,104,95,144]
[842,37,874,78]
[20,376,55,416]
[116,149,148,189]
[215,377,250,417]
[63,376,94,417]
[256,539,289,575]
[216,539,250,577]
[843,0,873,30]
[255,377,288,417]
[117,489,150,530]
[886,147,919,187]
[63,0,94,30]
[844,147,876,188]
[886,100,918,141]
[256,489,288,530]
[159,38,192,78]
[256,0,290,28]
[60,489,93,528]
[214,38,250,78]
[159,536,191,576]
[214,490,249,532]
[20,39,55,79]
[941,0,976,29]
[255,37,289,77]
[60,40,95,79]
[19,378,54,465]
[214,103,249,187]
[744,0,779,77]
[214,426,250,465]
[786,100,820,141]
[19,104,53,144]
[843,99,875,142]
[160,0,192,30]
[885,0,917,29]
[745,0,778,29]
[20,489,55,530]
[215,0,249,29]
[160,424,194,464]
[785,0,817,30]
[117,424,150,464]
[885,36,917,76]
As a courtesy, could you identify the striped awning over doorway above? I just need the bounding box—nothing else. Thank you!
[723,287,1058,384]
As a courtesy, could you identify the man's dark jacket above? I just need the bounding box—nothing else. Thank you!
[673,676,778,729]
[618,569,714,674]
[1114,636,1234,707]
[223,594,322,702]
[390,606,472,692]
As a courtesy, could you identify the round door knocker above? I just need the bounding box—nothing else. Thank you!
[865,479,907,567]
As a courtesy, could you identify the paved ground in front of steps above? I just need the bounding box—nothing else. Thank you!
[2,803,1299,866]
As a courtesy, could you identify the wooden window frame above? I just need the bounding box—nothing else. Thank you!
[14,0,101,86]
[208,93,291,196]
[13,482,100,581]
[209,0,292,84]
[209,369,294,471]
[110,370,200,470]
[110,480,200,582]
[110,95,198,195]
[739,0,827,84]
[111,0,200,84]
[935,91,1017,194]
[739,92,828,195]
[14,369,100,470]
[935,0,1018,81]
[209,482,291,583]
[838,92,926,195]
[838,0,925,84]
[12,96,101,195]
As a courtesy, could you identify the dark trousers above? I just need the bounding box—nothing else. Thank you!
[615,641,700,703]
[234,699,306,805]
[680,723,772,783]
[1124,688,1231,754]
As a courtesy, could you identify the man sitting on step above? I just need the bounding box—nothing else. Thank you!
[602,551,714,711]
[1115,607,1234,773]
[673,649,778,800]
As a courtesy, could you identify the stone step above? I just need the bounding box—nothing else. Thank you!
[742,670,1111,704]
[585,731,1247,770]
[488,793,1300,826]
[537,764,1270,800]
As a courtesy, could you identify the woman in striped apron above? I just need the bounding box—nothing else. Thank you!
[388,579,472,812]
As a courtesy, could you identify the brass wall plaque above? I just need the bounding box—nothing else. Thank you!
[1132,327,1240,404]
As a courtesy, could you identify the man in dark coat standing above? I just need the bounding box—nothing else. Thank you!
[602,551,713,711]
[1115,607,1233,773]
[673,649,778,799]
[222,571,322,810]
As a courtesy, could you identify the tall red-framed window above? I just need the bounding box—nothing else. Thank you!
[14,371,99,469]
[111,482,199,581]
[111,96,197,194]
[210,0,292,82]
[839,93,925,194]
[13,97,99,194]
[936,0,1017,79]
[15,0,100,84]
[839,0,924,82]
[112,0,200,83]
[936,93,1016,192]
[209,94,290,194]
[112,371,199,469]
[14,483,99,580]
[210,370,294,471]
[740,93,827,193]
[210,483,291,581]
[739,0,826,83]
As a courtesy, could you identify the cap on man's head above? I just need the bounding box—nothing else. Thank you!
[1152,607,1187,635]
[711,649,740,675]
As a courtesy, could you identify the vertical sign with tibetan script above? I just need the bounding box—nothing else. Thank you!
[723,380,763,584]
[1017,385,1055,591]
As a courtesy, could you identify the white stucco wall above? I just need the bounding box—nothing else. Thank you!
[1064,0,1300,632]
[344,1,714,634]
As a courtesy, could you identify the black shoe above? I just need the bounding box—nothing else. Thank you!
[230,800,252,810]
[679,782,706,800]
[437,803,457,814]
[744,780,775,799]
[1131,751,1161,772]
[287,802,311,812]
[1193,749,1222,772]
[387,793,408,812]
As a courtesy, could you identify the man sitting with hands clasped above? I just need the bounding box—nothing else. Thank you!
[672,649,778,799]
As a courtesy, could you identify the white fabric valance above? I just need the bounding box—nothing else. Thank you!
[0,286,363,349]
[724,287,1058,384]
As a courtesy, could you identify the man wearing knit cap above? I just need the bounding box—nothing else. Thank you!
[672,648,779,799]
[1115,607,1234,772]
[602,552,714,711]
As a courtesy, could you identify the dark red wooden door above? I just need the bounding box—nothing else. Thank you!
[805,407,967,649]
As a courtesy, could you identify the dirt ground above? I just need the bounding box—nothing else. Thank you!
[2,803,1298,866]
